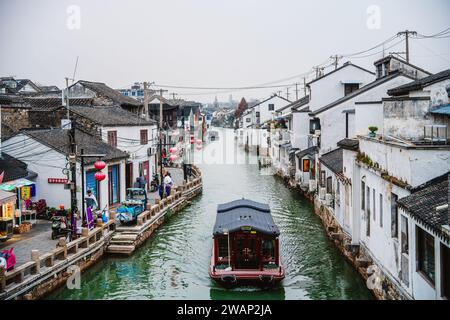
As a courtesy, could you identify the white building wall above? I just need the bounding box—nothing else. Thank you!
[291,112,310,150]
[308,64,375,113]
[355,102,384,136]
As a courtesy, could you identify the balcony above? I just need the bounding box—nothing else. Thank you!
[307,134,320,148]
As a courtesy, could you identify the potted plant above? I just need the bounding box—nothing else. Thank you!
[368,126,378,138]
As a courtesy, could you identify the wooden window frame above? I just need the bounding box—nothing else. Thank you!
[140,129,148,145]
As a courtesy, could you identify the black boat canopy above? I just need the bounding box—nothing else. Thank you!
[213,199,280,236]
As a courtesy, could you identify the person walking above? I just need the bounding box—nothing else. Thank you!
[163,172,173,197]
[85,190,98,210]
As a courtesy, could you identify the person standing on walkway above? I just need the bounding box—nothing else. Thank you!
[164,172,173,197]
[85,190,98,211]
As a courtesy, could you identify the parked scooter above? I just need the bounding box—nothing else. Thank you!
[51,216,72,240]
[0,247,16,271]
[150,173,159,192]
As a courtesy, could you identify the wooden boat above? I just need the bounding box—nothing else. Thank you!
[209,199,285,286]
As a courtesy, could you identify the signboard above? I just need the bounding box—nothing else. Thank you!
[20,186,31,200]
[48,178,69,184]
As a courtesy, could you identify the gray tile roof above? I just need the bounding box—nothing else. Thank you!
[337,138,359,151]
[319,148,343,173]
[295,146,319,159]
[387,68,450,96]
[398,172,449,241]
[77,80,142,107]
[68,105,156,126]
[23,128,129,164]
[26,97,93,111]
[276,95,310,113]
[0,153,30,182]
[306,62,375,86]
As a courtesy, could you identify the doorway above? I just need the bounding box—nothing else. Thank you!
[233,233,259,269]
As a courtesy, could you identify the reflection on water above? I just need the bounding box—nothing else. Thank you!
[49,128,372,300]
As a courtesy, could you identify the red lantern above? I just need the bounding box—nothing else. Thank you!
[190,135,194,144]
[94,171,106,181]
[94,160,106,171]
[169,147,177,154]
[169,154,178,161]
[196,146,202,151]
[196,139,202,145]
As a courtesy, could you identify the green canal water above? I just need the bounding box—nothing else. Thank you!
[49,128,373,300]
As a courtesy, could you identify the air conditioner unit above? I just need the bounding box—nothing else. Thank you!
[147,147,157,156]
[309,179,316,192]
[325,193,333,206]
[319,187,326,200]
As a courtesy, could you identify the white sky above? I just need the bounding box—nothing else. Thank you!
[1,0,449,103]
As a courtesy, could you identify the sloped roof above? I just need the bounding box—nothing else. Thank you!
[320,148,343,173]
[77,80,141,107]
[249,94,291,110]
[397,172,449,241]
[276,95,310,113]
[23,128,129,164]
[337,138,359,151]
[307,62,374,86]
[26,97,93,111]
[431,103,450,116]
[0,153,31,182]
[295,146,318,159]
[213,199,279,236]
[387,68,450,96]
[68,105,156,126]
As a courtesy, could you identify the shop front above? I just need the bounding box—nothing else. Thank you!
[108,164,120,205]
[0,190,16,241]
[0,178,37,228]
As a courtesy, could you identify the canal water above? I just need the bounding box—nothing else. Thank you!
[49,128,372,300]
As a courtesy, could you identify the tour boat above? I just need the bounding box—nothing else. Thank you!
[209,199,285,286]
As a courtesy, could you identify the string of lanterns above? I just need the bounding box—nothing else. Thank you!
[94,160,106,181]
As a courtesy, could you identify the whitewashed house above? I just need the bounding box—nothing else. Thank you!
[346,68,450,299]
[62,105,158,191]
[2,128,129,210]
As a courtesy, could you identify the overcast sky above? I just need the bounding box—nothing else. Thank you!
[1,0,449,103]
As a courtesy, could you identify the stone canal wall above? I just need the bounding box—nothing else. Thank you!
[0,166,203,300]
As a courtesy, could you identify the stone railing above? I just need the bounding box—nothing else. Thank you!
[0,219,115,297]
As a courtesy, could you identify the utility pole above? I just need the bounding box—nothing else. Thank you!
[330,55,342,70]
[295,83,299,101]
[286,87,290,101]
[313,66,324,79]
[171,92,178,100]
[158,89,168,184]
[68,119,77,239]
[65,77,71,120]
[397,30,417,63]
[303,77,307,96]
[143,82,149,120]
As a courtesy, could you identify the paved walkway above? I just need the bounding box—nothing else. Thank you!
[147,167,185,205]
[0,220,59,266]
[0,167,186,268]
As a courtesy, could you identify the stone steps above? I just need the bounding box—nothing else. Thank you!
[106,245,135,255]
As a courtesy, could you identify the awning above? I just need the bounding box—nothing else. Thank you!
[431,104,450,115]
[0,190,16,205]
[0,178,34,192]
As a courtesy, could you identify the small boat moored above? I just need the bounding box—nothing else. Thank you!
[209,199,285,286]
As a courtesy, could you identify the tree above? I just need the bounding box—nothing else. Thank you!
[234,97,248,118]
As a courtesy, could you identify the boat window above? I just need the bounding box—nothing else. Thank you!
[262,239,275,258]
[217,237,229,259]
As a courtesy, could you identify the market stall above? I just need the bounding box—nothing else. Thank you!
[0,190,16,241]
[0,178,37,229]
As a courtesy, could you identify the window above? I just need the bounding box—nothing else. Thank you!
[262,239,275,259]
[302,159,310,172]
[310,118,321,134]
[366,186,370,237]
[441,244,450,299]
[416,226,435,285]
[217,237,229,259]
[400,215,408,254]
[246,118,251,122]
[140,129,148,145]
[379,194,383,228]
[107,131,117,147]
[326,176,332,194]
[344,83,359,96]
[320,171,326,187]
[268,104,274,111]
[373,189,376,222]
[361,181,365,210]
[255,111,260,117]
[391,193,399,238]
[376,63,383,78]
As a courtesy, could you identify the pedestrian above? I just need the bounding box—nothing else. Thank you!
[85,190,98,210]
[164,172,173,197]
[158,184,165,199]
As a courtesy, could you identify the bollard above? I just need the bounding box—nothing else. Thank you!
[155,198,160,205]
[31,250,40,274]
[81,227,89,237]
[0,267,5,293]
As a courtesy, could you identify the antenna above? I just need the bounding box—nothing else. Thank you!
[71,56,79,84]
